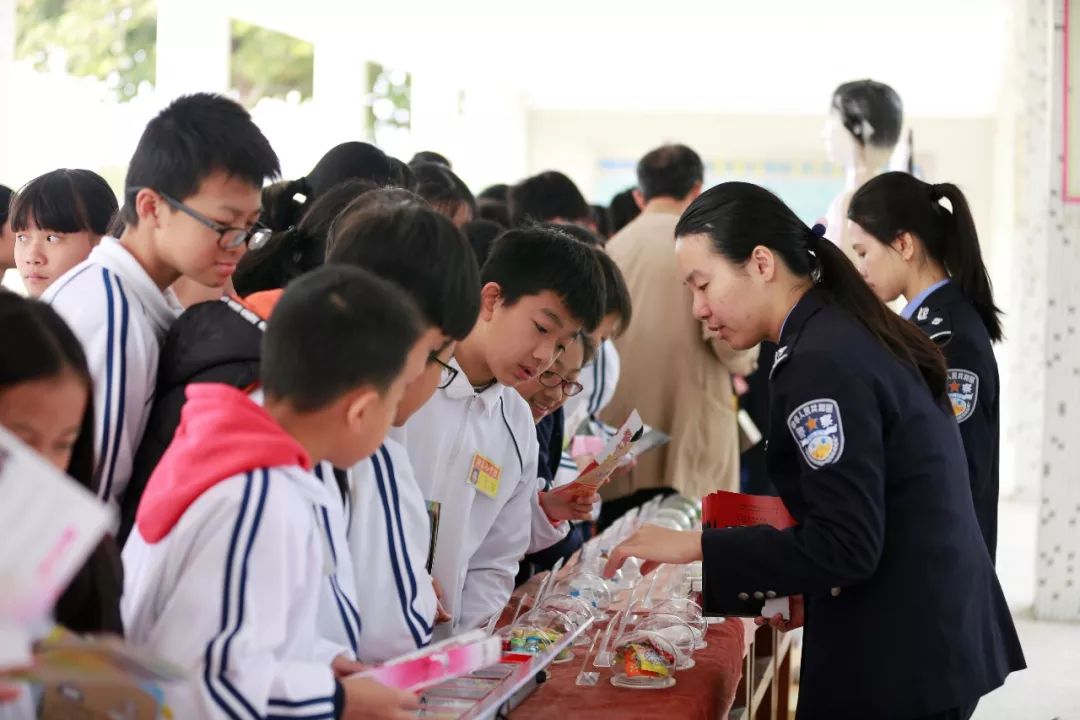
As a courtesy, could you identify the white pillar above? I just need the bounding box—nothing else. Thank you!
[155,0,230,100]
[0,0,15,185]
[312,32,368,147]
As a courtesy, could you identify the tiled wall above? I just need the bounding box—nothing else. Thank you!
[1010,0,1080,620]
[1036,0,1080,621]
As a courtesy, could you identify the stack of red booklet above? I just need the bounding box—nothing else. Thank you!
[701,490,796,531]
[700,491,797,617]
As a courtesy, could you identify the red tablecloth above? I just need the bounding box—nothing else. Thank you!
[511,618,748,720]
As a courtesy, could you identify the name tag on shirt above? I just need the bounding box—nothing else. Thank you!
[466,452,502,499]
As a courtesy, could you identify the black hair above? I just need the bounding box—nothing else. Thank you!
[848,171,1002,341]
[550,222,632,335]
[509,171,589,227]
[590,204,613,239]
[675,182,946,396]
[608,187,641,234]
[261,265,423,411]
[412,162,475,223]
[410,150,451,168]
[10,169,118,236]
[477,199,511,228]
[549,222,604,249]
[0,292,95,489]
[831,80,903,149]
[387,157,418,191]
[579,332,599,367]
[0,184,13,227]
[0,292,122,634]
[595,248,632,336]
[233,179,378,297]
[326,191,481,341]
[478,183,510,203]
[463,219,505,265]
[636,144,704,202]
[481,226,606,332]
[121,93,280,226]
[261,142,390,230]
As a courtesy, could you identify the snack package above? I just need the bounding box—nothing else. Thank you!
[620,641,674,678]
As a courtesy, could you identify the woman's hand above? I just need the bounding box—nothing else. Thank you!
[602,525,704,577]
[754,595,805,632]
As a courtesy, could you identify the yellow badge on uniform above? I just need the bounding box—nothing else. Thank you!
[787,398,845,469]
[467,452,502,499]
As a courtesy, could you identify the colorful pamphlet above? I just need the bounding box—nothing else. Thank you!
[551,411,644,500]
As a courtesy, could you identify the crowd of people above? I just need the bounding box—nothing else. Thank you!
[0,90,1024,720]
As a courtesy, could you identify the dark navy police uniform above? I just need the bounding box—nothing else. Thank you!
[909,281,999,561]
[700,288,1024,719]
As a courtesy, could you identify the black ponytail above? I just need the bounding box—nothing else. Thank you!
[236,178,378,296]
[260,177,310,231]
[675,182,947,397]
[848,172,1002,341]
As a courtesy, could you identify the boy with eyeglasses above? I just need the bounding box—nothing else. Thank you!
[43,93,279,516]
[322,191,482,661]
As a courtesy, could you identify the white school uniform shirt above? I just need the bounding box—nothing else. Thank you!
[42,237,182,515]
[347,438,438,661]
[247,389,361,666]
[311,461,364,663]
[122,466,342,720]
[557,340,622,490]
[403,359,564,635]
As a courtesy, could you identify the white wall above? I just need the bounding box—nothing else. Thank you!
[525,109,998,253]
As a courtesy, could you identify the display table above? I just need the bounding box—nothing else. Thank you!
[512,618,750,720]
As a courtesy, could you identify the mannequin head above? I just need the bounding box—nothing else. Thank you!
[824,80,903,169]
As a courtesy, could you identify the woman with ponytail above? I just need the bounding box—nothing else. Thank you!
[602,182,1023,720]
[848,172,1002,561]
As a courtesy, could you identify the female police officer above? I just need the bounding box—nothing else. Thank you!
[847,172,1002,563]
[603,183,1024,720]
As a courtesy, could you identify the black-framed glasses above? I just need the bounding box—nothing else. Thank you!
[132,186,272,250]
[537,369,584,397]
[431,353,459,390]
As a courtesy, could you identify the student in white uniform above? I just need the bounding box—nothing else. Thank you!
[9,168,117,298]
[43,93,280,515]
[323,190,482,661]
[122,267,428,720]
[403,226,607,634]
[557,247,634,491]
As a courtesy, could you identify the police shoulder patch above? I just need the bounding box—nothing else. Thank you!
[787,398,845,469]
[946,368,979,423]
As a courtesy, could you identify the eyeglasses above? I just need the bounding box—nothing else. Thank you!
[132,187,272,250]
[431,353,459,390]
[537,369,584,397]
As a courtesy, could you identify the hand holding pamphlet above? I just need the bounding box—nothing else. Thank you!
[551,411,644,500]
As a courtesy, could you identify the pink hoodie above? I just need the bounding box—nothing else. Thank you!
[135,383,311,543]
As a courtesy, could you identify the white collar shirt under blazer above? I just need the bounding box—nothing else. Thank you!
[121,465,344,720]
[402,358,541,636]
[42,236,182,519]
[347,436,438,661]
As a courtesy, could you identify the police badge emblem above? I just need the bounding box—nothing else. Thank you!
[946,369,979,423]
[787,398,845,468]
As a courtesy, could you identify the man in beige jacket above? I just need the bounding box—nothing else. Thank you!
[601,144,758,516]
